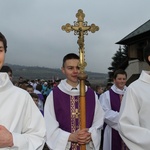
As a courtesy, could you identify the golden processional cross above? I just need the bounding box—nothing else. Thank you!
[62,9,99,150]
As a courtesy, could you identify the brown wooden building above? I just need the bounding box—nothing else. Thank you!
[116,20,150,85]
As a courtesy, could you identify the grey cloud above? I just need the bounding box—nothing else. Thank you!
[1,0,150,73]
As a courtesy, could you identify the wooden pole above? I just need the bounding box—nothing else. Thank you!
[79,76,87,150]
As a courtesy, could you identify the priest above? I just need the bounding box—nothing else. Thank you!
[99,69,128,150]
[44,53,104,150]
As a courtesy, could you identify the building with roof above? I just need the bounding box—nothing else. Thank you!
[116,20,150,85]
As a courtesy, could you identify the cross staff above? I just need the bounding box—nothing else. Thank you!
[62,9,99,150]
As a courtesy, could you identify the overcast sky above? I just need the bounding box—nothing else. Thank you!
[0,0,150,73]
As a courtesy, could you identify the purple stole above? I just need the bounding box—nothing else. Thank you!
[109,89,129,150]
[53,87,95,150]
[109,89,122,150]
[37,93,44,102]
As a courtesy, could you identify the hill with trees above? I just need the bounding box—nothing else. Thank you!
[5,64,108,86]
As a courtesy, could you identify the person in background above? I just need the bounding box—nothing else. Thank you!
[34,84,45,115]
[44,53,104,150]
[26,84,34,93]
[30,92,44,116]
[30,92,39,106]
[55,79,61,86]
[0,32,46,149]
[100,69,128,150]
[95,85,103,99]
[42,81,51,101]
[118,43,150,150]
[0,65,13,80]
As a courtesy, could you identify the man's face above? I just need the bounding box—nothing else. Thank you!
[113,74,127,90]
[0,41,5,70]
[61,59,80,87]
[26,87,34,93]
[33,97,39,106]
[97,87,103,94]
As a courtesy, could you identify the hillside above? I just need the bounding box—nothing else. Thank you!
[5,64,108,86]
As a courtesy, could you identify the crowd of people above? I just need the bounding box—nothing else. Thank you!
[1,31,150,150]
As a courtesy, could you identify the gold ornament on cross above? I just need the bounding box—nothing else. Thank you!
[62,9,99,73]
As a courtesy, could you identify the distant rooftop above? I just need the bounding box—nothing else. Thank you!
[116,19,150,44]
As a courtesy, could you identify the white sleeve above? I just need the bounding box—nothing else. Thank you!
[44,91,71,150]
[88,93,104,150]
[12,94,46,150]
[119,86,150,150]
[100,91,119,131]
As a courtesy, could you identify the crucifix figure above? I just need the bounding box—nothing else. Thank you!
[62,9,99,74]
[62,9,99,150]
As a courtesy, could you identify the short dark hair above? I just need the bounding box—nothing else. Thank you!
[0,65,12,73]
[0,32,7,53]
[26,84,34,89]
[62,53,79,67]
[113,69,127,79]
[143,43,150,66]
[30,93,38,99]
[36,84,42,91]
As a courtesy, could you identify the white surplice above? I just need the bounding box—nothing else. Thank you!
[44,79,104,150]
[0,73,46,150]
[99,84,127,150]
[119,70,150,150]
